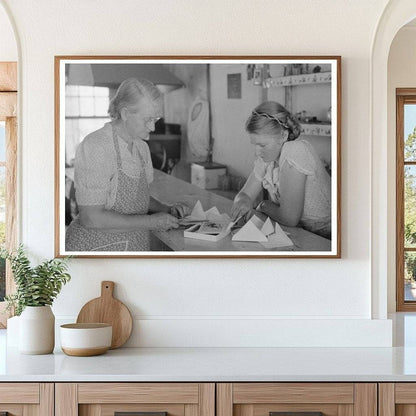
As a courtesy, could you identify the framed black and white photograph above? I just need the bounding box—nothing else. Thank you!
[55,56,341,258]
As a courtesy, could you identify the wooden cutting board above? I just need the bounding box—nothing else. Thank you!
[76,281,133,349]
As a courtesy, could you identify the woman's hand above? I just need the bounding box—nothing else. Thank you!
[169,203,191,219]
[149,213,179,231]
[231,193,253,221]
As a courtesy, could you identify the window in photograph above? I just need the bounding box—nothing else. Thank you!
[65,85,111,165]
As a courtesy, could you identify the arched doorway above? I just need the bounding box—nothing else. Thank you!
[371,0,416,319]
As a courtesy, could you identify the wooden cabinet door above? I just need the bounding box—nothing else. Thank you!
[378,383,416,416]
[56,383,215,416]
[0,383,53,416]
[217,383,377,416]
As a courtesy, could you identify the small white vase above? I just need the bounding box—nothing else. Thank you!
[6,315,20,347]
[19,306,55,354]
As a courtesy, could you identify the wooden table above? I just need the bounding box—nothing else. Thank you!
[150,169,331,253]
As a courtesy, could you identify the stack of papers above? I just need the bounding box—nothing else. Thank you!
[181,202,294,248]
[181,201,235,242]
[180,201,231,226]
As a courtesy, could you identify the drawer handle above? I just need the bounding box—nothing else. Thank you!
[270,413,324,416]
[115,412,167,416]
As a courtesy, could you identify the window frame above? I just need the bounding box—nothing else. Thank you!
[396,88,416,311]
[0,62,18,328]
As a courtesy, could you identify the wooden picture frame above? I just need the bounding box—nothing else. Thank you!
[55,56,341,258]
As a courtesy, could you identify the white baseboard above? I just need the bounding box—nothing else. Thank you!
[56,317,392,347]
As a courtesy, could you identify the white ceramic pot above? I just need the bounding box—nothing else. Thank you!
[19,305,55,354]
[6,315,20,347]
[60,323,112,356]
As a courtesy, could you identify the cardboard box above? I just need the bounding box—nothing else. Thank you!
[191,162,227,189]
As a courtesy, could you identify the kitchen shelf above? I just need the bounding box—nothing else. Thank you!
[265,71,332,137]
[300,122,331,136]
[265,71,331,87]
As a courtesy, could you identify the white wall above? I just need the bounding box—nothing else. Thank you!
[0,4,17,61]
[0,0,393,346]
[210,64,263,178]
[210,63,333,180]
[387,25,416,312]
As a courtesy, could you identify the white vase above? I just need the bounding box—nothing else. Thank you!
[19,306,55,354]
[6,315,20,347]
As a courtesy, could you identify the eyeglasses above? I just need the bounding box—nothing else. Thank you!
[126,108,161,125]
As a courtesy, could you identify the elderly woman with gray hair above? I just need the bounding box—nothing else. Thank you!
[66,78,188,252]
[231,101,331,239]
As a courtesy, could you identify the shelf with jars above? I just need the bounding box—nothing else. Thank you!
[264,71,331,88]
[299,122,331,137]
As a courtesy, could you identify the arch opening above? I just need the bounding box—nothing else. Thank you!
[371,0,416,319]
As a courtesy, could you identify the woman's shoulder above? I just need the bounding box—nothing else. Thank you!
[80,123,113,151]
[283,138,310,152]
[281,139,316,160]
[280,139,318,175]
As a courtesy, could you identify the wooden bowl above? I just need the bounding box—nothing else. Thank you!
[60,323,112,356]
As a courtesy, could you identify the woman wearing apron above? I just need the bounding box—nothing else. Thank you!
[65,78,186,252]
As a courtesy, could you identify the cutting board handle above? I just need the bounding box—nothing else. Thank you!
[101,281,115,298]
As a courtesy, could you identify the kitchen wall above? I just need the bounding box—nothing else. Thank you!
[0,0,397,346]
[164,64,208,181]
[210,64,332,180]
[210,64,262,178]
[387,24,416,312]
[0,4,16,61]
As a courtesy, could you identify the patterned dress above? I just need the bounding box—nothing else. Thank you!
[65,123,152,251]
[253,139,331,238]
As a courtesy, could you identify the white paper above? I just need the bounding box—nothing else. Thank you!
[232,219,268,242]
[183,201,235,242]
[260,222,294,248]
[184,200,206,222]
[180,201,232,225]
[261,217,274,236]
[232,214,294,248]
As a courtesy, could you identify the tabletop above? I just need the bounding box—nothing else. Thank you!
[149,169,331,253]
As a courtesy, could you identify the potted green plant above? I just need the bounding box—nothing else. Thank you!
[2,245,71,354]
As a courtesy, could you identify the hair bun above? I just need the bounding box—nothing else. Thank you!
[286,113,301,140]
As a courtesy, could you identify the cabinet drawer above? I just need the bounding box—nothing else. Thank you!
[0,383,39,403]
[217,383,376,416]
[233,383,354,403]
[56,383,215,416]
[78,383,200,404]
[0,383,53,416]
